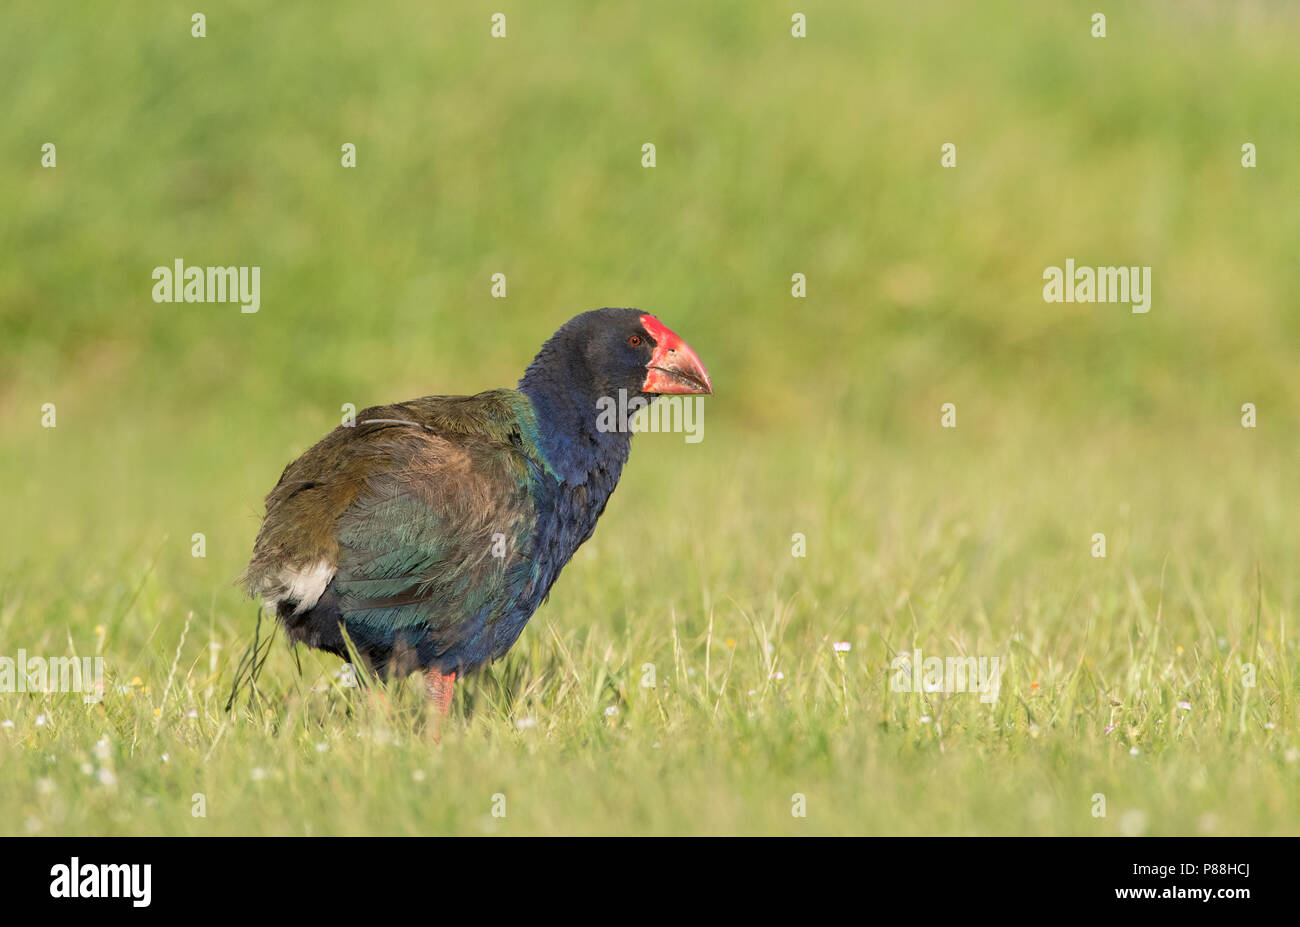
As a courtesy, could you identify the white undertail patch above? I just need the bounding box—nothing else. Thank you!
[268,559,335,615]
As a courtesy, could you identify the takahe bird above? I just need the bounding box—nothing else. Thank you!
[243,308,712,715]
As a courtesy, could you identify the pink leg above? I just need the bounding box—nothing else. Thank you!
[425,669,457,718]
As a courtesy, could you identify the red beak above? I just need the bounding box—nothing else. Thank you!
[638,314,713,395]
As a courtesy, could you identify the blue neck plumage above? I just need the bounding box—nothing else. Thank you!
[518,375,632,491]
[515,375,632,607]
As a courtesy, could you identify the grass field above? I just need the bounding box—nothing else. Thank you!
[2,1,1298,836]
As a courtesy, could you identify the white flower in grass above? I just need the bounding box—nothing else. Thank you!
[35,714,47,727]
[770,671,785,681]
[515,717,536,730]
[80,763,94,775]
[604,706,618,717]
[160,753,170,763]
[412,769,426,782]
[186,710,198,719]
[1284,748,1298,764]
[919,715,932,724]
[1177,701,1191,711]
[1264,722,1275,730]
[251,767,267,781]
[93,738,110,759]
[36,778,55,795]
[1129,747,1140,756]
[315,742,328,753]
[0,720,13,728]
[96,768,116,786]
[833,642,851,653]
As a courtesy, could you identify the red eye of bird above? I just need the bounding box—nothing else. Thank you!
[628,335,642,346]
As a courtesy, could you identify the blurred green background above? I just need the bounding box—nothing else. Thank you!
[1,1,1297,835]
